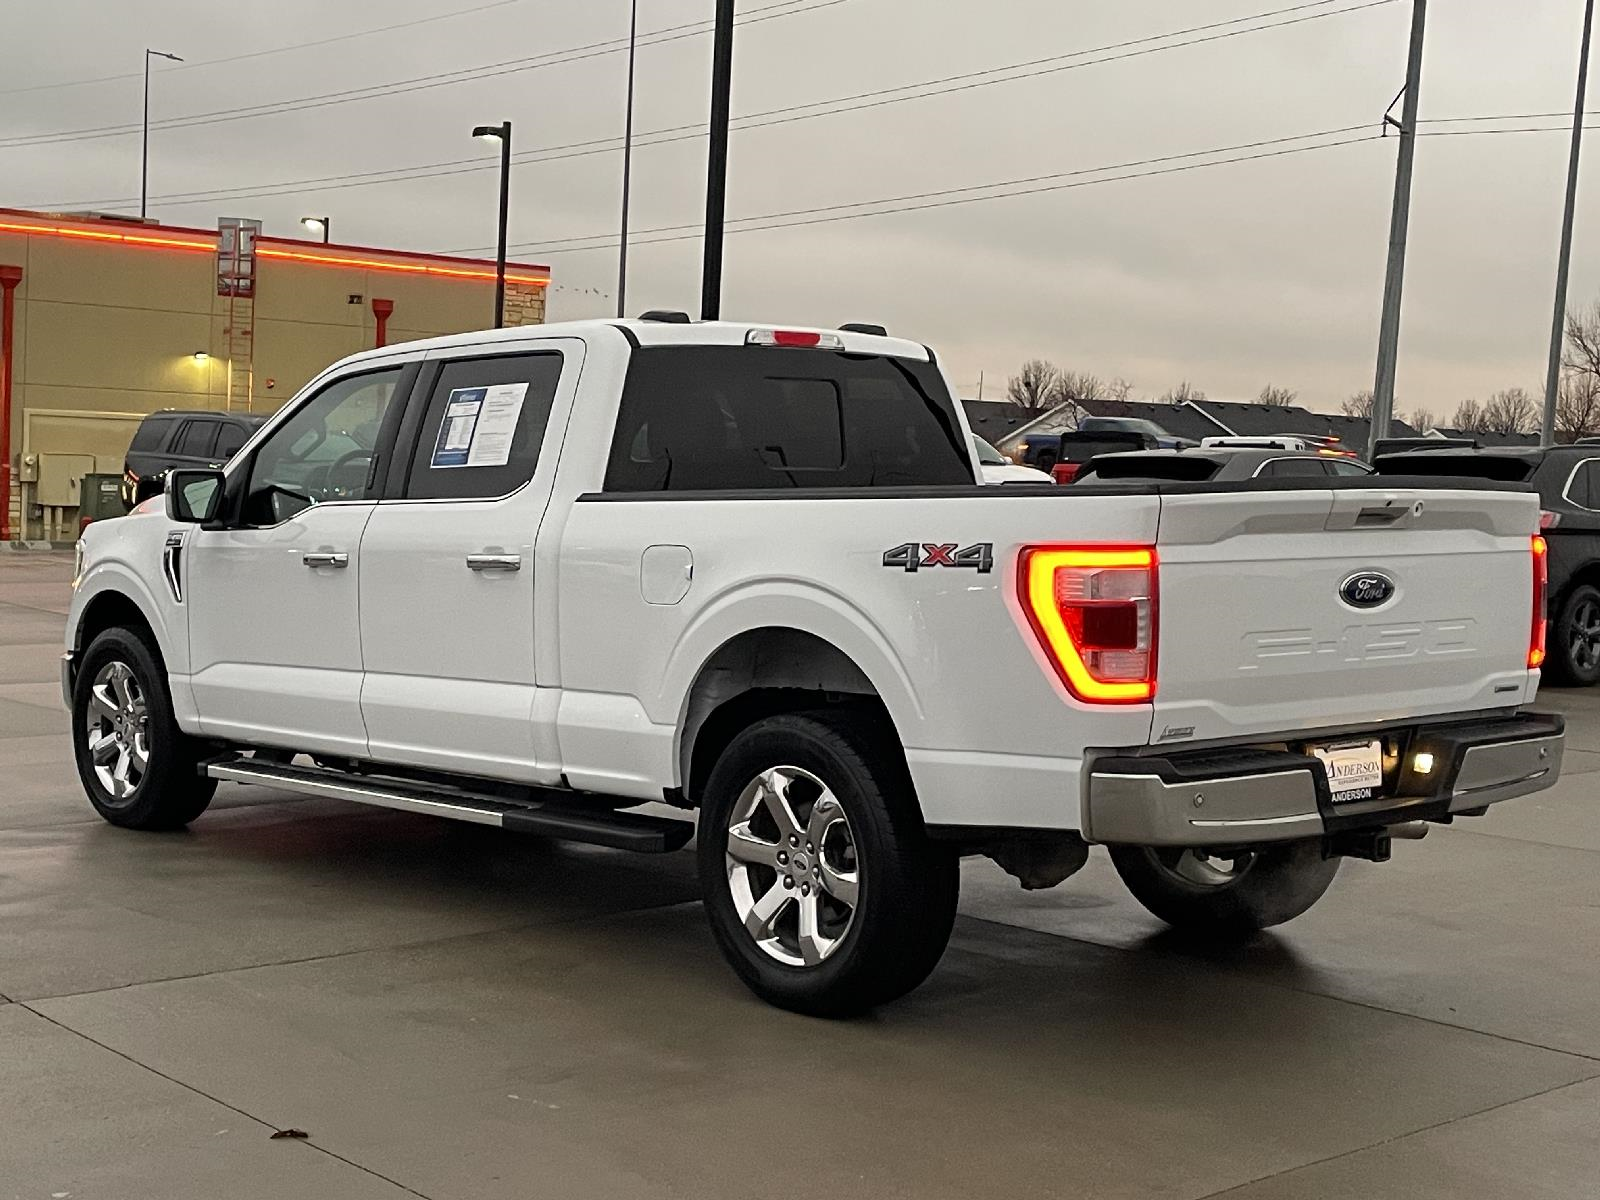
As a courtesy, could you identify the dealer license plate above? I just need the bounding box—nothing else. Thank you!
[1311,739,1384,803]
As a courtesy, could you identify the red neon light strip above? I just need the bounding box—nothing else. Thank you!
[258,245,549,287]
[0,218,548,286]
[0,219,214,252]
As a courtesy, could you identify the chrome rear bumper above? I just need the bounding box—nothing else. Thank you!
[1083,712,1564,846]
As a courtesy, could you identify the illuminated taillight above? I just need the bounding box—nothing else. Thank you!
[1530,535,1548,669]
[745,328,844,349]
[1019,546,1158,703]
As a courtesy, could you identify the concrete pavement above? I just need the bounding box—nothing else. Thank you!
[3,550,1597,1199]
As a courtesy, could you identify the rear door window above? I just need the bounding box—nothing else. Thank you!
[604,346,972,492]
[1567,459,1600,509]
[214,422,252,459]
[402,352,562,500]
[173,420,219,458]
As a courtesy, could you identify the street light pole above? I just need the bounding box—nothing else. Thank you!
[473,121,513,328]
[1366,0,1426,461]
[141,49,183,221]
[617,0,638,318]
[700,0,735,321]
[1543,0,1596,447]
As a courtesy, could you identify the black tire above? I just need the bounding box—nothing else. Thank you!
[696,711,959,1017]
[71,626,216,830]
[1545,583,1600,687]
[1108,840,1339,940]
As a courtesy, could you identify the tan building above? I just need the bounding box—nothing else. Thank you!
[0,207,549,540]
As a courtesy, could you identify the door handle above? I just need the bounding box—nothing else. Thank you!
[302,552,349,569]
[466,554,521,572]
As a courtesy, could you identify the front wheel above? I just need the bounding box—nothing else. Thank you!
[697,711,958,1017]
[71,626,216,830]
[1108,840,1339,940]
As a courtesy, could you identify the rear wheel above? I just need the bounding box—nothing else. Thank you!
[1109,840,1339,940]
[1547,584,1600,687]
[71,626,216,830]
[697,711,958,1016]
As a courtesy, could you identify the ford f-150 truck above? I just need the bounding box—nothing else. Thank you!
[63,319,1565,1015]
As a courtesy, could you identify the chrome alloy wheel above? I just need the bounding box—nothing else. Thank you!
[725,765,860,967]
[1569,595,1600,674]
[1152,847,1257,888]
[85,661,150,802]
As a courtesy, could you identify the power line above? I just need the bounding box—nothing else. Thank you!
[0,0,531,96]
[35,0,1398,209]
[490,118,1600,258]
[0,0,833,150]
[487,125,1379,253]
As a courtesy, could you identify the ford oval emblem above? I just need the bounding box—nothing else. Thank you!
[1340,571,1395,609]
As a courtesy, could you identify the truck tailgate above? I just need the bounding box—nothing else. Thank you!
[1151,485,1540,745]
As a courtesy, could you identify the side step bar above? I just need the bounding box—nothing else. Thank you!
[207,759,693,853]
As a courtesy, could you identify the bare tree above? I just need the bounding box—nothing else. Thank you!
[1407,407,1437,433]
[1342,390,1376,419]
[1058,371,1106,403]
[1256,384,1296,407]
[1451,398,1488,434]
[1557,373,1600,439]
[1105,377,1135,403]
[1481,387,1538,435]
[1157,380,1206,405]
[1007,359,1064,412]
[1564,300,1600,379]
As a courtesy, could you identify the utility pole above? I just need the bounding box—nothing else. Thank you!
[617,0,638,318]
[1367,0,1427,461]
[701,0,735,321]
[1543,0,1596,447]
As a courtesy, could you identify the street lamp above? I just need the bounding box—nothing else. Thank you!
[472,121,512,329]
[141,48,183,221]
[300,216,331,244]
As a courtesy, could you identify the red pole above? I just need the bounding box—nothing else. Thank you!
[371,297,393,349]
[0,265,23,544]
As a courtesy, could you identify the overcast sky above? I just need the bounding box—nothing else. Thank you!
[4,0,1598,415]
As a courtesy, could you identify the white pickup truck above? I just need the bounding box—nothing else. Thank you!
[64,318,1564,1015]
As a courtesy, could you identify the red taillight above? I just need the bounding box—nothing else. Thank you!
[1019,546,1158,703]
[1530,535,1548,669]
[1540,509,1561,530]
[1051,463,1080,484]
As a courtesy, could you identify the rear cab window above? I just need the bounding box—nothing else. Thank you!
[129,414,177,453]
[603,346,972,492]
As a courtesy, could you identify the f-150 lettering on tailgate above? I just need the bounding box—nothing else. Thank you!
[1240,619,1476,670]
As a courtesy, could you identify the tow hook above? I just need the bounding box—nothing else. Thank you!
[1324,820,1429,863]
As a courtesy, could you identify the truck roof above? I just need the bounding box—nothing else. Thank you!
[334,319,933,369]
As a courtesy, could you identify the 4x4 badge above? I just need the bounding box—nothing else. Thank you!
[882,543,993,573]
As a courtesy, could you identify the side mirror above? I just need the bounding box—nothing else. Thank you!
[166,469,226,524]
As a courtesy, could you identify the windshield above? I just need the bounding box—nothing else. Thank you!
[972,436,1007,465]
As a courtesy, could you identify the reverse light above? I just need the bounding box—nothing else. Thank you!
[1530,535,1548,669]
[745,328,844,349]
[1019,546,1158,703]
[1412,751,1436,776]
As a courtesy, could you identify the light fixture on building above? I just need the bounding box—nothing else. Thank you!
[192,351,209,364]
[300,216,330,244]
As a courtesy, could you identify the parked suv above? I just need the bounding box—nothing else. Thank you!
[1375,444,1600,685]
[122,410,268,509]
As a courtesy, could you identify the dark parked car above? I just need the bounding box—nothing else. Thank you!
[1073,447,1375,485]
[1374,444,1600,686]
[1018,430,1147,482]
[1075,415,1197,450]
[122,410,268,509]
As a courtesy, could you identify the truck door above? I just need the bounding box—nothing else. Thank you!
[356,341,580,782]
[185,365,410,755]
